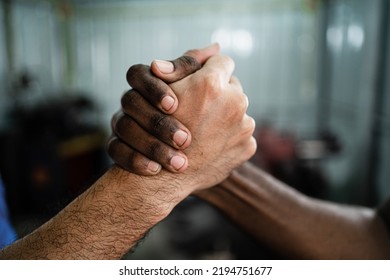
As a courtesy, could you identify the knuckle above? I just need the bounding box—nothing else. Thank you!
[115,115,135,136]
[120,90,139,111]
[237,136,257,164]
[106,137,118,158]
[149,114,172,135]
[124,149,138,169]
[236,93,249,114]
[246,136,258,158]
[107,138,133,169]
[111,111,123,131]
[110,116,116,131]
[106,137,150,174]
[211,54,235,71]
[226,92,249,122]
[127,64,166,105]
[242,116,256,137]
[220,54,235,69]
[203,72,222,96]
[126,64,146,84]
[176,55,201,72]
[146,140,165,160]
[126,151,146,172]
[144,79,166,104]
[184,49,201,58]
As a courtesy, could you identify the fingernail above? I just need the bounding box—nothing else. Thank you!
[161,96,175,111]
[170,155,186,171]
[154,59,174,74]
[173,130,188,147]
[147,161,161,173]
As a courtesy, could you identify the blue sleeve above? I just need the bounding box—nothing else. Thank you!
[0,177,17,248]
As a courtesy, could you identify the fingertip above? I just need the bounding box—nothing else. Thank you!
[122,159,162,176]
[153,59,174,74]
[170,154,188,172]
[123,160,162,176]
[147,160,162,174]
[173,130,188,147]
[151,60,169,78]
[161,95,178,114]
[183,131,192,149]
[173,129,192,150]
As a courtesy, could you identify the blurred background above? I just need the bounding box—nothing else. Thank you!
[0,0,389,259]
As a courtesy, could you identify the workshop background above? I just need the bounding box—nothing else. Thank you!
[0,0,389,259]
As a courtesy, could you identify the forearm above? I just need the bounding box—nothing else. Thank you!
[197,162,390,259]
[0,166,188,259]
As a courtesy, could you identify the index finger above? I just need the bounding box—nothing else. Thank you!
[150,43,221,83]
[127,43,220,115]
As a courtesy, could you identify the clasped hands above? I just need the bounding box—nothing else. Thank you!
[108,44,256,194]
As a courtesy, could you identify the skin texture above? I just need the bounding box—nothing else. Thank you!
[108,44,221,175]
[0,51,255,260]
[110,45,390,259]
[196,162,390,259]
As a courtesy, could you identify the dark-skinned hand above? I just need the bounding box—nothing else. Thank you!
[108,44,220,175]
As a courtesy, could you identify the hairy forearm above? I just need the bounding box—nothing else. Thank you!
[0,166,188,259]
[197,162,390,259]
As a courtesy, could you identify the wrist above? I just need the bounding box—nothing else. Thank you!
[106,166,191,220]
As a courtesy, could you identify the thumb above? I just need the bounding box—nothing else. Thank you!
[150,43,220,83]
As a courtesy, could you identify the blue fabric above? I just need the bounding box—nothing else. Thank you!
[0,177,17,249]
